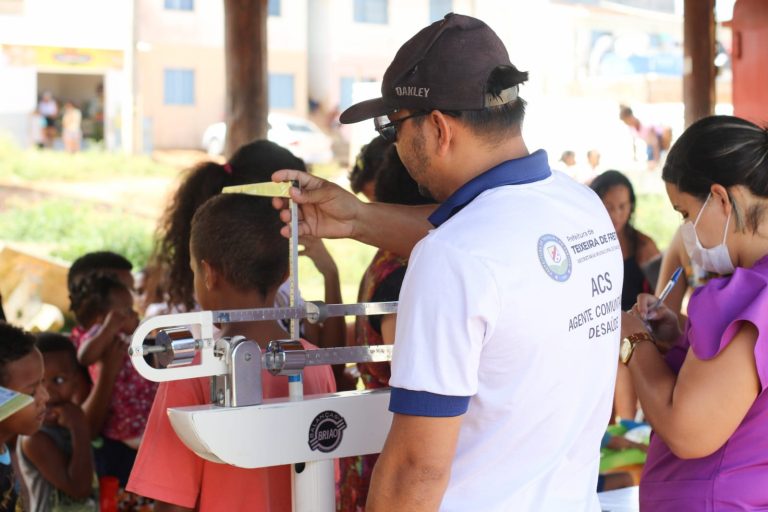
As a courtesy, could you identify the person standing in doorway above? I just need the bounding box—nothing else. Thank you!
[62,102,83,153]
[38,91,58,148]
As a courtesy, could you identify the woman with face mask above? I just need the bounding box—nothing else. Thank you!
[620,115,768,511]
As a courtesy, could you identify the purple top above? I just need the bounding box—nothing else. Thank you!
[640,255,768,511]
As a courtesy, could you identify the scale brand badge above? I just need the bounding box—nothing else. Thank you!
[537,234,572,282]
[308,410,347,453]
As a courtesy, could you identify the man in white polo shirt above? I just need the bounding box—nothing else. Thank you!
[274,13,622,512]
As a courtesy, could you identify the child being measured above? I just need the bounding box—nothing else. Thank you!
[18,333,97,511]
[0,322,49,511]
[128,193,336,511]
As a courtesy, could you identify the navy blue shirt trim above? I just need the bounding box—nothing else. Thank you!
[389,387,471,417]
[428,149,552,227]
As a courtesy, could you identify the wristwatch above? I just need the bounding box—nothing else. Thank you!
[620,332,654,365]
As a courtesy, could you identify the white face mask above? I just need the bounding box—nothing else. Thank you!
[681,193,735,275]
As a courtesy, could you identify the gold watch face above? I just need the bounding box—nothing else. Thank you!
[620,337,632,364]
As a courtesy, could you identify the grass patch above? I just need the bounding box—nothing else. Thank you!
[0,136,176,182]
[635,193,679,252]
[0,197,155,269]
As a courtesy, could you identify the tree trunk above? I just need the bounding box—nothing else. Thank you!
[224,0,268,158]
[683,0,716,127]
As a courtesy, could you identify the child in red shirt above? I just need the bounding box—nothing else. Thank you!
[128,192,336,511]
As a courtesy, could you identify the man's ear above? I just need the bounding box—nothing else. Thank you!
[201,260,220,290]
[430,110,453,157]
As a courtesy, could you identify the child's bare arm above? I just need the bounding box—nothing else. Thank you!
[82,339,124,439]
[21,403,93,499]
[77,310,129,366]
[299,237,345,349]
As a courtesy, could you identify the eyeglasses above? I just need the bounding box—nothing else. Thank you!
[374,111,428,142]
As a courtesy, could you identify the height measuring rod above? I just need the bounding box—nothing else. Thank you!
[225,181,328,510]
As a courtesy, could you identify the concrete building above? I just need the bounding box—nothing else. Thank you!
[0,0,730,155]
[307,0,479,115]
[135,0,309,150]
[0,0,132,150]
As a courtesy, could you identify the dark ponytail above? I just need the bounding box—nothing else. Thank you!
[151,140,307,310]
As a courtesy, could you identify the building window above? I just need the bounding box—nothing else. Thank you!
[164,69,195,105]
[269,73,295,109]
[354,0,388,24]
[164,0,194,10]
[268,0,280,16]
[164,0,193,10]
[429,0,452,22]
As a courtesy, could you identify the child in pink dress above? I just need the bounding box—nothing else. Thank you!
[69,272,157,487]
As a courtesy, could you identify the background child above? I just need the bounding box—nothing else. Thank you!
[0,322,48,510]
[68,273,157,490]
[128,193,336,511]
[67,251,134,302]
[67,250,135,407]
[18,333,96,511]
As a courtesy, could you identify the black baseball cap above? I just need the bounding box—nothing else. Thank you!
[340,13,526,124]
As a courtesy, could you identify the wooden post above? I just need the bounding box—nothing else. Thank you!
[224,0,268,158]
[683,0,716,127]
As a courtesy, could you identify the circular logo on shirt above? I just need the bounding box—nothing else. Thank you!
[308,410,347,453]
[537,234,572,282]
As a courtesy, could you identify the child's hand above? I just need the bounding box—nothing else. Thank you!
[121,308,140,335]
[104,308,139,336]
[103,309,131,336]
[47,402,87,431]
[299,236,338,276]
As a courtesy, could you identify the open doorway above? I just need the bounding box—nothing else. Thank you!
[37,72,105,149]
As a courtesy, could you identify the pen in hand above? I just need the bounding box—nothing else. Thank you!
[648,266,684,314]
[632,266,683,334]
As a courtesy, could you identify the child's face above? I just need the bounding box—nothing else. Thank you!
[41,352,79,422]
[1,349,48,436]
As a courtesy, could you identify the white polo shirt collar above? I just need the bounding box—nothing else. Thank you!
[428,149,552,227]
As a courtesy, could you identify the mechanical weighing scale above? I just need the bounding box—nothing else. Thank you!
[130,181,397,511]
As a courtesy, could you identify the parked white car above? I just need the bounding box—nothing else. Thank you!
[201,113,334,164]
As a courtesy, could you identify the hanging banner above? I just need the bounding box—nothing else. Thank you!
[1,44,123,70]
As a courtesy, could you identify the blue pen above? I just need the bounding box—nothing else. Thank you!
[649,266,684,313]
[638,266,683,334]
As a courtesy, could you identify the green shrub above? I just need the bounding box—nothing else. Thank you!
[0,197,154,269]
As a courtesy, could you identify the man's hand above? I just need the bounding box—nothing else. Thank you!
[272,170,362,240]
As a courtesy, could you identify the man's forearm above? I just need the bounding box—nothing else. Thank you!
[354,203,435,258]
[367,452,450,512]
